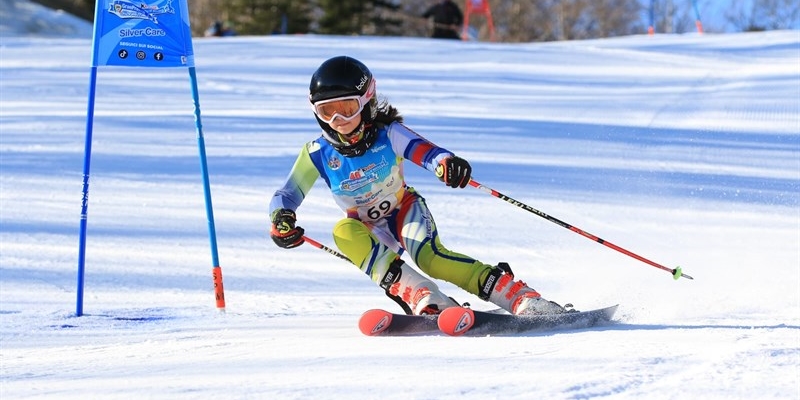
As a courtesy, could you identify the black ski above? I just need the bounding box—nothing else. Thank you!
[437,304,619,336]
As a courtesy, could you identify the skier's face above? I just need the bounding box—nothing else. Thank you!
[329,113,362,139]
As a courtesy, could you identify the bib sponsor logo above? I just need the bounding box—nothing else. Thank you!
[327,155,341,170]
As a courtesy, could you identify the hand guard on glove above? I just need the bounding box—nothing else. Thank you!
[436,156,472,188]
[270,208,305,249]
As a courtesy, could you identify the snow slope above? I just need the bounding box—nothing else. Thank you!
[1,9,798,400]
[0,0,92,38]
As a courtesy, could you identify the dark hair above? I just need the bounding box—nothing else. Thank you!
[373,97,403,125]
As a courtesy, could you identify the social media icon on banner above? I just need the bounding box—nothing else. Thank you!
[92,0,195,68]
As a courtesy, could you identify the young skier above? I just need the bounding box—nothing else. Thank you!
[269,56,567,316]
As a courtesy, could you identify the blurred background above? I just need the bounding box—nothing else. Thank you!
[10,0,799,41]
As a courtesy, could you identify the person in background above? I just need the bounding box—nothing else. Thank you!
[204,20,236,37]
[422,0,464,40]
[269,56,569,317]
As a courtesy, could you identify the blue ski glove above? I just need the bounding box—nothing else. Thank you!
[270,208,305,249]
[436,156,472,188]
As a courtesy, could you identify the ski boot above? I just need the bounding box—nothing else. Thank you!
[479,262,567,315]
[380,259,459,315]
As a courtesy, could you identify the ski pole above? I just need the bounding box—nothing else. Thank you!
[303,236,353,264]
[468,180,693,281]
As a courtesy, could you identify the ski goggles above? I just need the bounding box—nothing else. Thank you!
[311,79,375,124]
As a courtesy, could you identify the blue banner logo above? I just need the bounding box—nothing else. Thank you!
[92,0,194,68]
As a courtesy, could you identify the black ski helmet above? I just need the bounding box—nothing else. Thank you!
[309,56,378,157]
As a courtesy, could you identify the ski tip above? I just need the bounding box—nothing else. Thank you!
[437,307,475,336]
[358,309,394,336]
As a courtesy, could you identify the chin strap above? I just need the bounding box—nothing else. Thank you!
[337,122,366,144]
[333,123,377,158]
